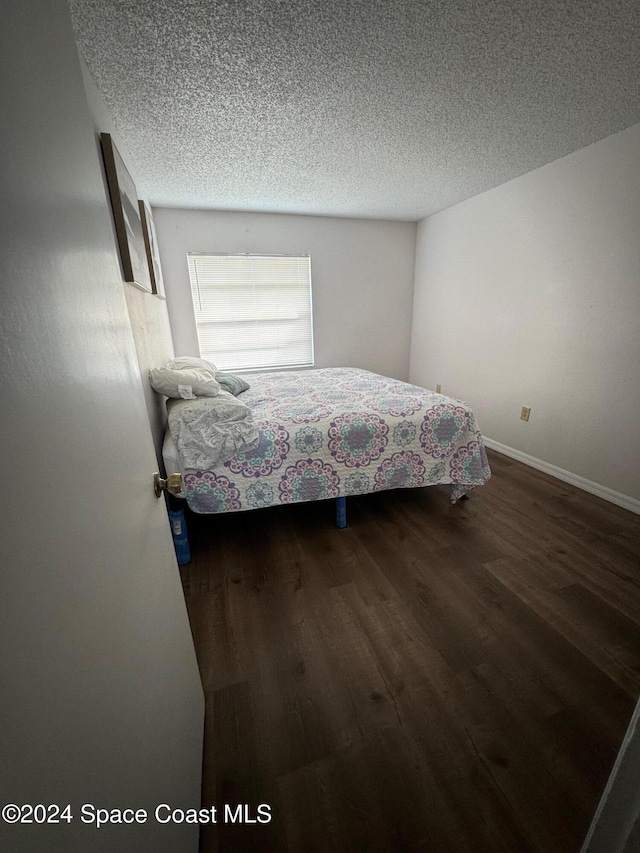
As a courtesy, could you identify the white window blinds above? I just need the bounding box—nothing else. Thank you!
[187,253,314,372]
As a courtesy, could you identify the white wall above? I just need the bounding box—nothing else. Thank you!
[410,123,640,502]
[0,2,203,851]
[153,208,417,380]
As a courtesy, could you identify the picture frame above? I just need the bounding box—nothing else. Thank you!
[138,200,166,299]
[100,132,152,292]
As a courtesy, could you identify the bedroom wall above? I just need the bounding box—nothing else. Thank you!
[153,208,417,381]
[1,1,203,850]
[79,56,175,468]
[409,122,640,504]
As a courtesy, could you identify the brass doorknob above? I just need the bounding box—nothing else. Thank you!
[153,472,183,497]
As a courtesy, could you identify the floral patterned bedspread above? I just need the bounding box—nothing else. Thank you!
[182,368,490,514]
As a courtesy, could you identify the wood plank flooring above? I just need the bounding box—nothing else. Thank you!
[179,449,640,852]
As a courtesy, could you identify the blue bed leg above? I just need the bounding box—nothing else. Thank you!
[335,496,347,529]
[169,507,191,565]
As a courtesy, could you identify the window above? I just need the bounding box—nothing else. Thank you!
[187,253,314,372]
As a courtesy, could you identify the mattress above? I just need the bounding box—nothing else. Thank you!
[165,367,490,515]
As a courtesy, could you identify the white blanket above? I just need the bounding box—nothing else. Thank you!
[167,390,259,470]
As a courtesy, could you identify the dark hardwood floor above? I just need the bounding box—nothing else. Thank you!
[179,449,640,852]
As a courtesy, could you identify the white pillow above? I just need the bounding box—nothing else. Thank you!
[167,356,218,374]
[149,366,221,399]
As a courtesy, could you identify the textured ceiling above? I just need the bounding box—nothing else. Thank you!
[71,0,640,221]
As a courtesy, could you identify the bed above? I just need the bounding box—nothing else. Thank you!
[162,367,490,524]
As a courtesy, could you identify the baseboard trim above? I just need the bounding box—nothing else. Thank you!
[483,437,640,515]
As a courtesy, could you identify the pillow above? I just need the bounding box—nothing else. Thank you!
[167,356,218,374]
[215,372,250,396]
[149,366,220,399]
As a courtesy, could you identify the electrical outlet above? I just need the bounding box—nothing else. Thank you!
[520,406,531,422]
[436,384,442,393]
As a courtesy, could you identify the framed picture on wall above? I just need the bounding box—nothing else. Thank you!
[139,200,166,299]
[100,132,152,293]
